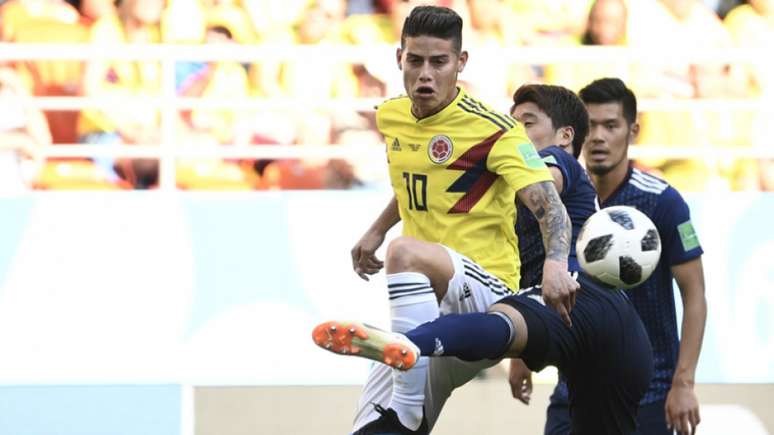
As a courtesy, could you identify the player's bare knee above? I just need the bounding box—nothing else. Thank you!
[385,237,454,296]
[488,303,528,357]
[385,236,426,273]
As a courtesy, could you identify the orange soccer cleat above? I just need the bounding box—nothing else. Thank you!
[311,321,420,371]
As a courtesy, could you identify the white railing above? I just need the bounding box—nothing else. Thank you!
[37,144,774,160]
[2,43,772,190]
[2,43,769,63]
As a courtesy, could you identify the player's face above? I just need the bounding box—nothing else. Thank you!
[583,102,637,176]
[397,35,467,119]
[512,101,573,154]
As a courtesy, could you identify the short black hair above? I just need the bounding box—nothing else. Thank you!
[579,77,637,125]
[512,84,589,158]
[401,6,463,53]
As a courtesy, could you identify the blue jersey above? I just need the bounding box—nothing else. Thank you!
[602,166,704,404]
[516,146,598,288]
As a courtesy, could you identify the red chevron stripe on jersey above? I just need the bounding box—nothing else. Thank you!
[446,130,505,214]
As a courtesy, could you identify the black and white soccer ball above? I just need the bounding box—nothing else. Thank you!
[576,206,661,289]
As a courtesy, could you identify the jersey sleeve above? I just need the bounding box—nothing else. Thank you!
[654,187,704,266]
[539,146,577,196]
[487,131,553,192]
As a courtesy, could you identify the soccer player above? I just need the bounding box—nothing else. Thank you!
[541,77,706,435]
[507,83,597,405]
[342,6,579,434]
[314,79,653,431]
[510,83,595,290]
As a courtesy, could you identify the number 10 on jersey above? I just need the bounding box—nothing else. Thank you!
[402,172,428,211]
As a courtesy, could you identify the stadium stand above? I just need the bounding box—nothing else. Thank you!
[0,0,771,192]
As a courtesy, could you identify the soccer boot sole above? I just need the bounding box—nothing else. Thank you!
[312,320,418,371]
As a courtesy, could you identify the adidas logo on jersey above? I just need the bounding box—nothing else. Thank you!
[432,338,445,356]
[391,138,401,151]
[459,282,472,301]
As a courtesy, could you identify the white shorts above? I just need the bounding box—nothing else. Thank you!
[438,245,512,315]
[353,245,508,433]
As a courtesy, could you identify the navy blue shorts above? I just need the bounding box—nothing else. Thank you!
[546,392,672,435]
[497,273,654,435]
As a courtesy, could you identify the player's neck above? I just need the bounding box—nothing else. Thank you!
[411,88,460,120]
[591,160,630,203]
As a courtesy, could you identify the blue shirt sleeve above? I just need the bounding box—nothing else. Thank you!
[538,146,577,196]
[654,186,704,266]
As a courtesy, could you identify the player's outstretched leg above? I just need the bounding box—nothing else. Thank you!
[312,321,420,370]
[312,310,518,368]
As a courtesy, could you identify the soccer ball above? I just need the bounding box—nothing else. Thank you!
[576,206,661,289]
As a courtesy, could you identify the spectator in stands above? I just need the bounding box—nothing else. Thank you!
[338,0,446,96]
[252,0,353,162]
[506,0,591,47]
[243,0,306,99]
[724,0,774,97]
[544,0,631,91]
[242,0,307,43]
[79,0,116,24]
[279,0,356,99]
[0,0,80,42]
[460,0,534,102]
[181,25,251,145]
[174,24,259,189]
[626,0,733,98]
[0,64,50,193]
[77,0,165,188]
[724,0,774,191]
[201,0,256,44]
[629,0,741,192]
[582,0,627,45]
[1,0,88,144]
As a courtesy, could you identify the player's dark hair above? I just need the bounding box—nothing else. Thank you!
[512,84,589,158]
[401,6,463,53]
[579,77,637,125]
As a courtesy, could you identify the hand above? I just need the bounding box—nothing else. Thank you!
[666,382,700,435]
[541,259,579,327]
[508,358,533,405]
[350,230,385,281]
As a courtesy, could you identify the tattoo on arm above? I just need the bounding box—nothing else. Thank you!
[518,181,571,261]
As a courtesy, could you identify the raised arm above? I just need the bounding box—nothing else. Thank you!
[517,180,579,327]
[351,195,401,281]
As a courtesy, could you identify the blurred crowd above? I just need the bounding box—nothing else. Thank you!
[1,0,773,191]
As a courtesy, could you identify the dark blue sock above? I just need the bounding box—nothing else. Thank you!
[405,313,512,361]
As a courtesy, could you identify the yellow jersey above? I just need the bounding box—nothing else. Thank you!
[377,88,552,290]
